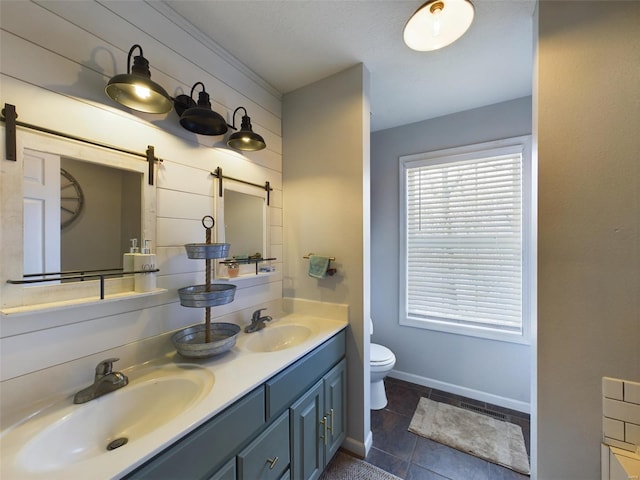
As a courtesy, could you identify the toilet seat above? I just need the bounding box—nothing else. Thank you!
[370,343,395,366]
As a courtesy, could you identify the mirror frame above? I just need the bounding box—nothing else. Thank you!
[0,128,157,311]
[214,179,269,278]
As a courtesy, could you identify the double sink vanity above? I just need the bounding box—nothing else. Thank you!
[0,123,349,479]
[0,312,348,480]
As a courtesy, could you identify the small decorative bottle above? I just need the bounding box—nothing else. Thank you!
[123,238,138,273]
[134,240,156,292]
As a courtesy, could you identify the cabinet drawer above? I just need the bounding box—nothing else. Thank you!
[266,330,345,419]
[125,387,265,479]
[237,410,290,480]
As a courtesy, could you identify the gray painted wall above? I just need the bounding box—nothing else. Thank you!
[536,2,640,478]
[371,97,533,410]
[283,64,371,455]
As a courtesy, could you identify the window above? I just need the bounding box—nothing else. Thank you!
[399,136,533,343]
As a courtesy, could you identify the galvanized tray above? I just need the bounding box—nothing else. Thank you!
[172,323,241,358]
[184,243,230,259]
[178,284,236,308]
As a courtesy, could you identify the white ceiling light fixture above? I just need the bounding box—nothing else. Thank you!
[403,0,475,52]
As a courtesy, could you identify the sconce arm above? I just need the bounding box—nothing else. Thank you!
[126,44,144,75]
[229,106,249,130]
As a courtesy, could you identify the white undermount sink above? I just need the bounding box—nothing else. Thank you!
[244,324,312,352]
[1,363,213,475]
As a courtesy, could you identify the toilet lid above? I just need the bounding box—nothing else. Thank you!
[370,343,395,365]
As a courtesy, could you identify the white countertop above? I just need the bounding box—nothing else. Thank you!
[0,313,348,480]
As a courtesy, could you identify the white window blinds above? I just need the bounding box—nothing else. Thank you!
[403,151,524,333]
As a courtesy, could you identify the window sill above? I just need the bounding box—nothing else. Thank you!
[400,316,531,345]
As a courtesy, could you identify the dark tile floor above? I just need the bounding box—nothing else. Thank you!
[365,377,531,480]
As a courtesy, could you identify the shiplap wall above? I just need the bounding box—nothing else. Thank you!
[0,0,283,381]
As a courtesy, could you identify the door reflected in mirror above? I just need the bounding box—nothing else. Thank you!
[23,152,142,276]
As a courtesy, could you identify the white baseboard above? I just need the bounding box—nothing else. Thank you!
[364,430,373,457]
[389,369,531,414]
[341,435,369,459]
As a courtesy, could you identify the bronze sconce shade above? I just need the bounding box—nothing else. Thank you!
[174,82,228,136]
[227,107,266,151]
[105,44,173,114]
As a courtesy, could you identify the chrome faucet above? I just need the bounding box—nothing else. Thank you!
[245,308,272,333]
[73,358,129,404]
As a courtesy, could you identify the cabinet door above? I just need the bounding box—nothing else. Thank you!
[323,359,347,463]
[209,458,236,480]
[237,411,290,480]
[290,379,324,480]
[279,470,291,480]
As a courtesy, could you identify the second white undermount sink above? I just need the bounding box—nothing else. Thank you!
[1,363,213,475]
[244,324,312,352]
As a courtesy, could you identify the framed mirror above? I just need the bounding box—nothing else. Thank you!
[23,153,142,276]
[1,128,156,311]
[215,180,269,278]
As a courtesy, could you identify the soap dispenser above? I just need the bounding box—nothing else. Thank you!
[134,239,156,292]
[123,238,139,273]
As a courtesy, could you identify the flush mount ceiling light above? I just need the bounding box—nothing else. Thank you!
[174,82,228,136]
[227,107,266,151]
[105,44,172,114]
[403,0,474,51]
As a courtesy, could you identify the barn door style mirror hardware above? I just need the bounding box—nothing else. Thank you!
[1,103,161,185]
[211,166,272,206]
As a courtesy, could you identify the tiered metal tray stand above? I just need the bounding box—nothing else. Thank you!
[171,216,240,359]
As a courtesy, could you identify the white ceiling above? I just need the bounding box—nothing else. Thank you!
[163,0,535,132]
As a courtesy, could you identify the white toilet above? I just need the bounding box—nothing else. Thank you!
[370,318,396,410]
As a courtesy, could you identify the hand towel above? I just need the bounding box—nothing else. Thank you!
[308,255,330,279]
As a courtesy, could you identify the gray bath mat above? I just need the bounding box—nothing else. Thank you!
[319,450,402,480]
[409,397,530,475]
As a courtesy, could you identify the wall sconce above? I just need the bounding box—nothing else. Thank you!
[227,107,266,151]
[403,0,474,51]
[105,44,173,114]
[173,82,228,136]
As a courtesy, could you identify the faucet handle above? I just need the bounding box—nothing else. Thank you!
[95,358,119,378]
[252,308,267,320]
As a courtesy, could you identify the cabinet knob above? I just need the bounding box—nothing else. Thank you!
[267,456,278,470]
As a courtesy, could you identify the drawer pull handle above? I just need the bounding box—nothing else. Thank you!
[320,416,328,446]
[328,408,334,434]
[267,456,279,470]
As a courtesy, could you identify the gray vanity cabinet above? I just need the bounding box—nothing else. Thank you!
[290,359,346,480]
[123,330,346,480]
